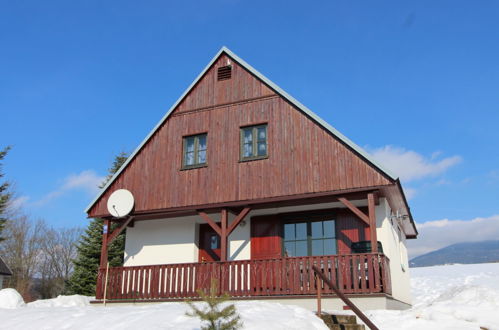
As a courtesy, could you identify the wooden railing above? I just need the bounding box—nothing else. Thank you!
[313,265,379,330]
[96,253,391,300]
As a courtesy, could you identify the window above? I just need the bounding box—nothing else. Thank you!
[240,124,267,161]
[283,219,336,257]
[183,133,207,169]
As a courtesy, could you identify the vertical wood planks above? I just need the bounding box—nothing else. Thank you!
[88,54,394,218]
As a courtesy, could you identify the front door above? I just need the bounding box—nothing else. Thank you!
[197,224,221,293]
[198,224,221,262]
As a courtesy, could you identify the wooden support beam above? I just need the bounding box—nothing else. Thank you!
[99,219,110,269]
[107,216,135,246]
[373,192,380,206]
[368,193,378,253]
[220,208,228,262]
[198,211,222,236]
[338,197,370,225]
[227,207,251,236]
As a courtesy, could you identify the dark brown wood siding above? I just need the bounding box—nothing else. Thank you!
[88,54,392,217]
[250,215,282,259]
[336,209,370,254]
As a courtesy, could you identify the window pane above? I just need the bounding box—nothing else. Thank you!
[295,222,307,239]
[197,150,206,164]
[284,242,295,257]
[185,152,194,166]
[257,126,267,141]
[257,142,267,156]
[284,223,295,240]
[323,220,335,238]
[295,240,308,257]
[243,129,253,143]
[324,239,337,255]
[198,135,207,151]
[210,235,219,249]
[311,239,323,256]
[311,221,323,239]
[243,143,253,157]
[185,137,195,153]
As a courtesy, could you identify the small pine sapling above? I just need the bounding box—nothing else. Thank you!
[185,279,243,330]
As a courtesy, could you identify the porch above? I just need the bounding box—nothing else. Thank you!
[96,253,391,301]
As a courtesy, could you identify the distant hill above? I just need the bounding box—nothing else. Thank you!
[410,240,499,267]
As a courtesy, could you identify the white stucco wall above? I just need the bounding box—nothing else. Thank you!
[375,198,412,305]
[124,216,199,266]
[124,213,252,266]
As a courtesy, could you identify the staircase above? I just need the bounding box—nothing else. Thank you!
[319,313,366,330]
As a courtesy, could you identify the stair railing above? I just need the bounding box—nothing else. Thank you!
[312,265,379,330]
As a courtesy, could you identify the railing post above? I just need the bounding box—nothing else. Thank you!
[103,262,109,306]
[316,275,322,316]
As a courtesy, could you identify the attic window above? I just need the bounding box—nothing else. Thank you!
[217,65,232,81]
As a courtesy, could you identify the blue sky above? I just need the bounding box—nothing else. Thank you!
[1,1,498,255]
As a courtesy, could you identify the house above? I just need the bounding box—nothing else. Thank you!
[86,47,418,310]
[0,256,12,289]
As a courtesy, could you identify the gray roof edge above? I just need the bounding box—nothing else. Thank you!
[85,46,398,214]
[0,255,12,276]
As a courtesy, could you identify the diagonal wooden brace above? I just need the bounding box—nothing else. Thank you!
[337,197,370,225]
[107,216,135,246]
[198,211,222,236]
[227,207,251,235]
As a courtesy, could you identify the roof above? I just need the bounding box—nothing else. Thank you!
[0,256,12,276]
[85,47,400,214]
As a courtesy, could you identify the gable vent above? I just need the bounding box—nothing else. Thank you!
[217,65,232,81]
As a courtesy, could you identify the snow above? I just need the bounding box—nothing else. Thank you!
[0,299,327,330]
[27,295,92,308]
[1,263,499,329]
[367,263,499,330]
[0,288,25,309]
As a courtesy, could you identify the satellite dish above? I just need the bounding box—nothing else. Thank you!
[107,189,134,218]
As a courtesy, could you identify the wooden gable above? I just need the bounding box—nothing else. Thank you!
[87,52,394,217]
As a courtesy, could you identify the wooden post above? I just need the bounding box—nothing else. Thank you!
[367,193,378,253]
[103,262,109,306]
[220,208,228,261]
[316,275,322,316]
[100,219,110,269]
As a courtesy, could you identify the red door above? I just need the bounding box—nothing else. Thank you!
[198,224,221,262]
[197,224,221,293]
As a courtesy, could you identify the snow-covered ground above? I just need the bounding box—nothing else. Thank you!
[369,262,499,330]
[0,262,498,330]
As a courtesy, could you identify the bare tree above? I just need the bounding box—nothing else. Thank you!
[37,226,82,297]
[0,215,82,300]
[0,216,45,301]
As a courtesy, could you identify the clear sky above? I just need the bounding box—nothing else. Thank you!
[1,1,498,255]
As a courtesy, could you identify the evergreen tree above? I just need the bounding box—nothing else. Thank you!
[66,152,129,295]
[186,279,243,330]
[0,146,12,242]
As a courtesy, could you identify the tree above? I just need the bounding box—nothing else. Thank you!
[186,279,243,330]
[66,152,129,295]
[0,146,12,242]
[0,216,45,301]
[37,226,83,298]
[100,152,129,189]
